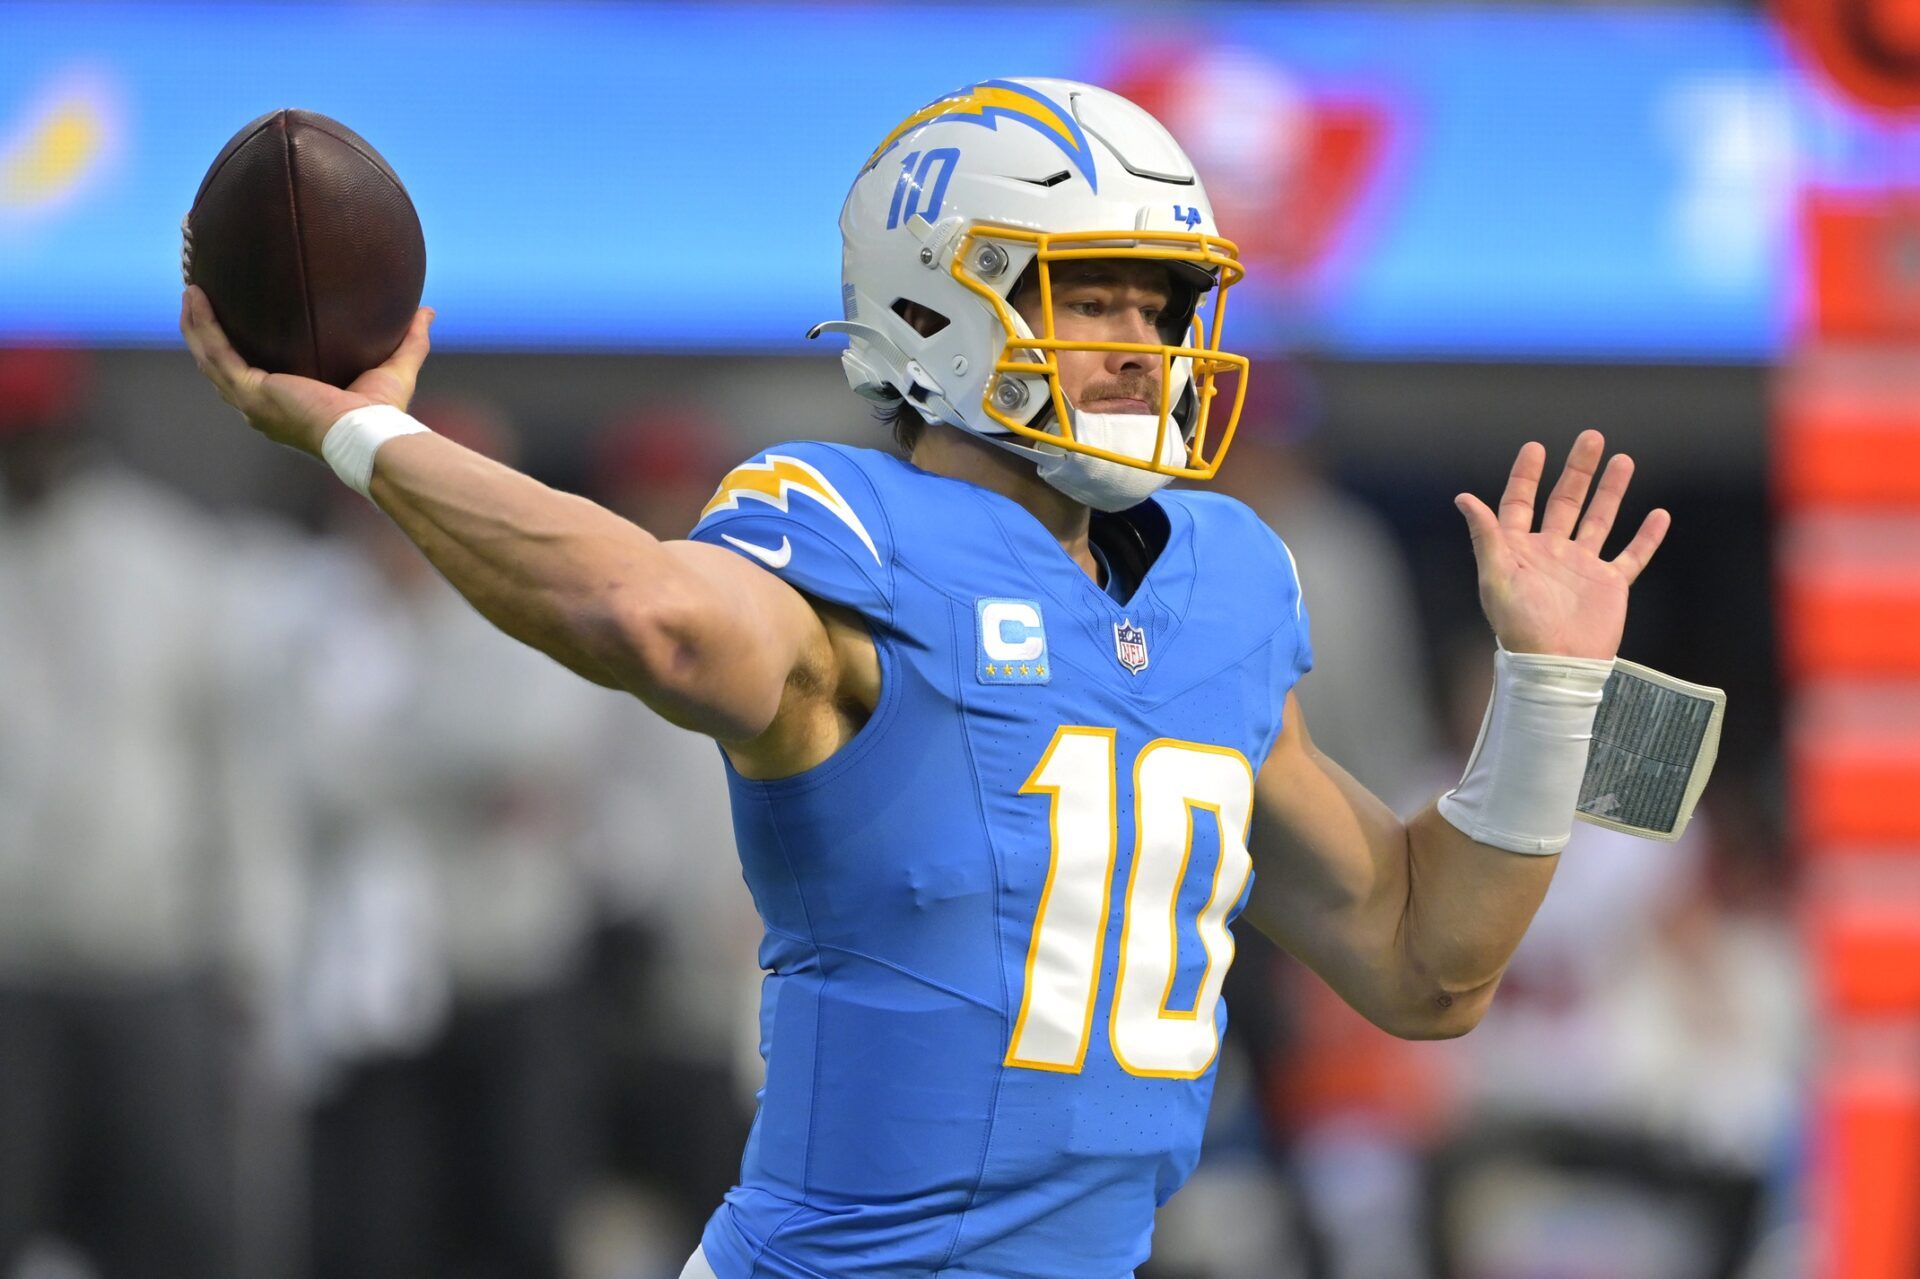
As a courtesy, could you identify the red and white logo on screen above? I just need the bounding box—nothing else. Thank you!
[1105,45,1392,287]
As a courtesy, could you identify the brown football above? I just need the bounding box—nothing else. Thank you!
[183,109,426,388]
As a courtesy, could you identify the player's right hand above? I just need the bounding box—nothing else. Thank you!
[180,285,434,459]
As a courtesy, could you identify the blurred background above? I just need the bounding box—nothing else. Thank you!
[2,1,1916,1277]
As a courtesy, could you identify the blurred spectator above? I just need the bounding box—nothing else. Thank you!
[0,347,257,1279]
[1204,359,1446,1279]
[569,408,761,1277]
[290,398,611,1279]
[1212,360,1438,798]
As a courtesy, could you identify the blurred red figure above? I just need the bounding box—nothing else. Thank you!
[591,405,739,537]
[1108,46,1391,289]
[0,346,91,508]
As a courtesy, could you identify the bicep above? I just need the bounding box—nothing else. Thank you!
[615,539,830,744]
[1247,693,1415,1013]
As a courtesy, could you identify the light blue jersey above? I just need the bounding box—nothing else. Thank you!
[688,442,1311,1279]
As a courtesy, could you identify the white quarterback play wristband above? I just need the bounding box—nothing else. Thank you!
[320,404,431,497]
[1437,648,1614,855]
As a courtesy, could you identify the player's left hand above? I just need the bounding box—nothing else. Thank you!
[1453,429,1669,661]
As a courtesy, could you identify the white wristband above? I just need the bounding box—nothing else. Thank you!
[1437,647,1614,855]
[320,404,431,497]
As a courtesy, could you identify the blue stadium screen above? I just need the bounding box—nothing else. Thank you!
[1,2,1805,357]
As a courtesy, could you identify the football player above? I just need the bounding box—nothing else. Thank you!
[182,78,1671,1279]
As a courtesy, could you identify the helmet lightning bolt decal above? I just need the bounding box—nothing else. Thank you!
[698,455,881,564]
[863,80,1096,192]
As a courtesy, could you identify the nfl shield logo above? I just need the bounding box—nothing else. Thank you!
[1113,619,1149,675]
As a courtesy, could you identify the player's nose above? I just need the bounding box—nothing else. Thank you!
[1102,313,1160,373]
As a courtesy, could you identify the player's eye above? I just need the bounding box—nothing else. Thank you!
[1066,299,1104,317]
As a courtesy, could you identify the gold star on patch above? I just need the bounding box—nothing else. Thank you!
[984,664,997,676]
[1020,664,1031,676]
[1036,666,1047,677]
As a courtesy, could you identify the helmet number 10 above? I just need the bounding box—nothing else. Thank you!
[1006,727,1255,1080]
[886,147,961,231]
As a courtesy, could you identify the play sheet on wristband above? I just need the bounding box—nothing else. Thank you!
[1575,658,1726,842]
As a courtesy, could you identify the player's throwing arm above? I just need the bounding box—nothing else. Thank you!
[179,285,859,762]
[177,112,877,782]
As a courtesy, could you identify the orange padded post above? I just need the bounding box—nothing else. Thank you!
[1774,136,1920,1279]
[1811,1024,1920,1279]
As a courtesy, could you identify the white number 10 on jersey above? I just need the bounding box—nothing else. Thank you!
[1006,727,1255,1080]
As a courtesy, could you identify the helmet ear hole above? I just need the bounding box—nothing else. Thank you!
[891,299,950,338]
[1006,262,1041,310]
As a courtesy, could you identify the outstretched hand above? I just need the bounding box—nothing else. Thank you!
[179,286,434,458]
[1454,429,1669,661]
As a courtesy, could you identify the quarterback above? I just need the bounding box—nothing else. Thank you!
[183,79,1672,1279]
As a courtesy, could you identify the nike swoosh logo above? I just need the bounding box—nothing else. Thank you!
[720,532,792,569]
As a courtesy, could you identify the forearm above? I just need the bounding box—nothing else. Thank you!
[1257,751,1554,1039]
[1368,657,1611,1032]
[177,291,793,724]
[366,432,666,691]
[1252,668,1597,1039]
[1395,800,1558,1023]
[1391,646,1613,1023]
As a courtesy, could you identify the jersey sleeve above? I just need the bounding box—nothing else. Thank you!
[687,441,896,624]
[1214,495,1313,688]
[1268,525,1314,685]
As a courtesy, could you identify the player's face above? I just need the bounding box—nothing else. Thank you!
[1011,260,1172,416]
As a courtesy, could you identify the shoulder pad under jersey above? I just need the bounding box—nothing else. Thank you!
[688,442,895,623]
[1176,489,1314,679]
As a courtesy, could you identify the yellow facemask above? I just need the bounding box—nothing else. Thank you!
[949,224,1250,482]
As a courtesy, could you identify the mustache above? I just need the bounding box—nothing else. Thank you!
[1077,374,1161,406]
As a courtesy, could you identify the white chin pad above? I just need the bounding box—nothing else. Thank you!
[1072,409,1189,470]
[1033,410,1186,512]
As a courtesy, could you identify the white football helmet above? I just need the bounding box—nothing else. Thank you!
[811,78,1249,507]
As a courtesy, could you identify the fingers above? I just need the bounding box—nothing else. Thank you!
[1454,491,1500,547]
[180,286,260,405]
[1539,428,1605,539]
[350,306,434,408]
[1574,451,1634,550]
[389,306,433,375]
[1498,441,1547,533]
[1454,491,1510,584]
[1610,507,1671,583]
